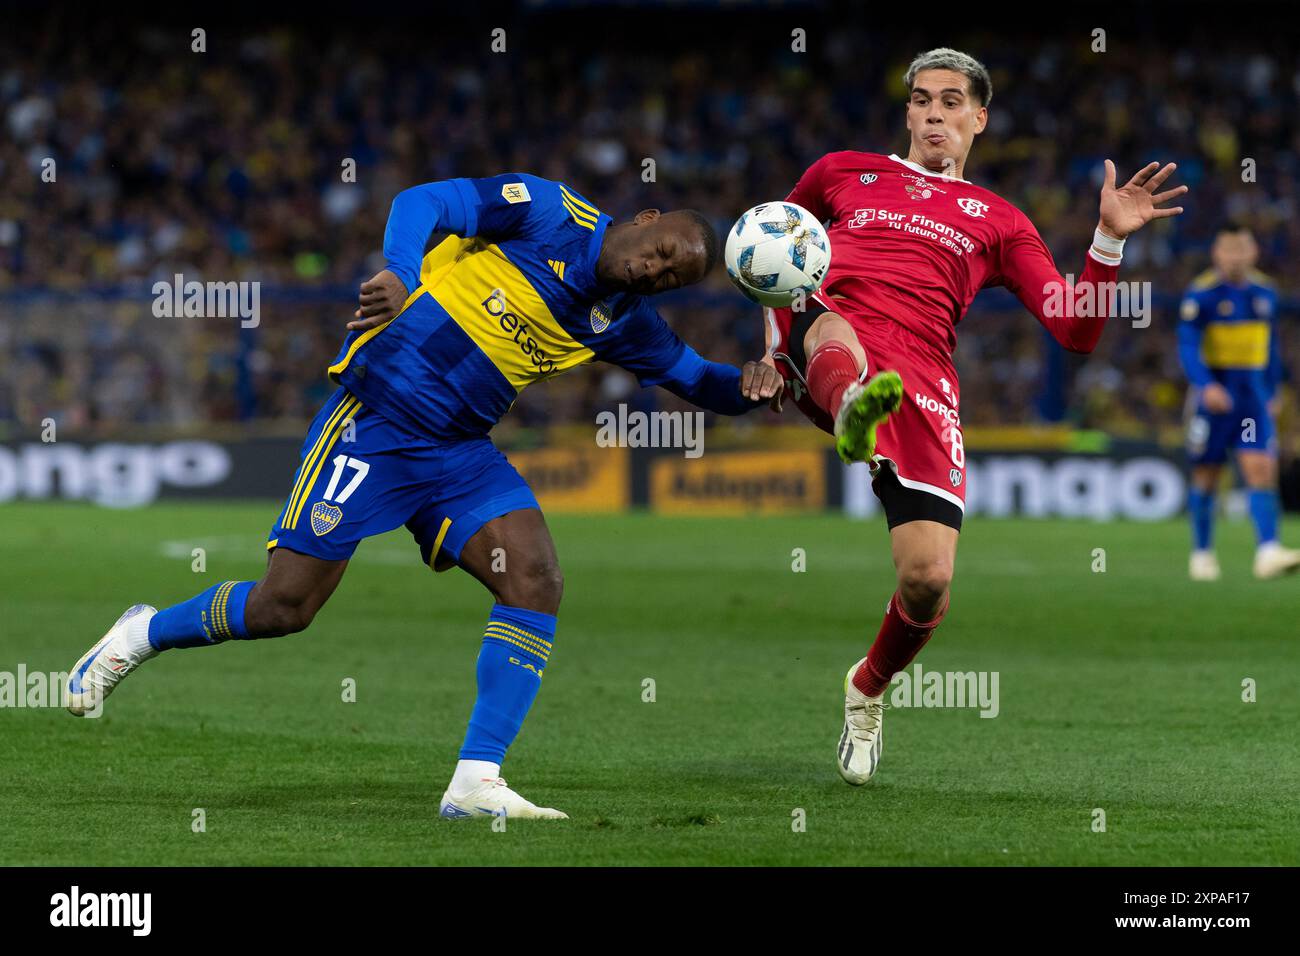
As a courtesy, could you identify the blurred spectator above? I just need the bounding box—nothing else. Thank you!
[2,9,1296,442]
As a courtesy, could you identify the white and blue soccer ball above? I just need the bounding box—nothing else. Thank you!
[724,201,831,307]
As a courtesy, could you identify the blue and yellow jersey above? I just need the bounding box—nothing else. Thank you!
[327,174,747,440]
[1177,268,1281,396]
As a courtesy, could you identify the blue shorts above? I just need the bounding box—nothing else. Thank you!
[267,388,539,567]
[1186,388,1276,465]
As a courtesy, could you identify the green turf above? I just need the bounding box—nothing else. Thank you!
[2,502,1297,866]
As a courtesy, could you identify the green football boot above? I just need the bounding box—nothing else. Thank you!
[833,370,904,465]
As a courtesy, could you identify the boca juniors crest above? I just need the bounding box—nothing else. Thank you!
[590,301,611,333]
[310,501,343,536]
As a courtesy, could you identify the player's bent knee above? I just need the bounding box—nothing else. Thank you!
[1237,454,1276,488]
[245,588,320,638]
[896,561,952,618]
[502,559,564,615]
[269,604,316,637]
[531,559,565,612]
[806,312,865,364]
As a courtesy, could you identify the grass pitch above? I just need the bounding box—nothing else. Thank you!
[2,502,1297,866]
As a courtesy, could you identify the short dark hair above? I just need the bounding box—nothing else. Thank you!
[681,209,720,275]
[905,48,993,108]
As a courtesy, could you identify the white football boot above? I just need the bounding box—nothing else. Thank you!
[1189,550,1221,582]
[439,777,568,820]
[837,657,884,786]
[66,604,158,717]
[1253,542,1300,580]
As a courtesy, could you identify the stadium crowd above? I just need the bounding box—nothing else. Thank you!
[2,12,1297,446]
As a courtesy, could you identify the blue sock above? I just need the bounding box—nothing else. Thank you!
[148,581,255,651]
[1247,489,1280,546]
[459,604,557,763]
[1188,489,1215,551]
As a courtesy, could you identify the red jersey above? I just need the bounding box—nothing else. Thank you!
[785,151,1121,357]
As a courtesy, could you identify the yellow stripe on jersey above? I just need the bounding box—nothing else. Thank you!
[424,237,595,390]
[426,517,452,570]
[288,396,364,529]
[419,235,470,288]
[561,198,598,230]
[1190,269,1220,291]
[1202,321,1270,369]
[547,259,566,281]
[558,185,600,229]
[559,184,600,219]
[283,394,362,533]
[327,283,429,381]
[284,395,361,531]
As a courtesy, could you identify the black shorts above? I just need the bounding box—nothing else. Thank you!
[776,294,836,377]
[872,462,964,533]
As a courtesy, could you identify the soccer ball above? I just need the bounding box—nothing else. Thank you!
[724,201,831,307]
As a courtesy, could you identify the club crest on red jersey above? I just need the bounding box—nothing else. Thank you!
[860,173,877,185]
[957,197,990,219]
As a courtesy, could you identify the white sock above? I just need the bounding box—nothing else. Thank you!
[125,610,160,661]
[450,759,500,794]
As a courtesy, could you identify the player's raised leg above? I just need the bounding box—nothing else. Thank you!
[840,519,956,785]
[801,311,902,464]
[65,389,380,717]
[66,549,347,716]
[436,507,568,820]
[1239,450,1300,578]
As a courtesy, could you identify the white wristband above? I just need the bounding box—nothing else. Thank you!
[1092,227,1125,260]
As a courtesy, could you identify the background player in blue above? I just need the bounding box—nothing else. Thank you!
[1180,224,1300,581]
[65,173,785,819]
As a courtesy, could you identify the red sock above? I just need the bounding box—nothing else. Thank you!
[805,341,861,417]
[852,592,949,698]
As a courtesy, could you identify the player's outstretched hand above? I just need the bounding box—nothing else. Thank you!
[742,356,785,411]
[1098,159,1188,239]
[347,269,408,331]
